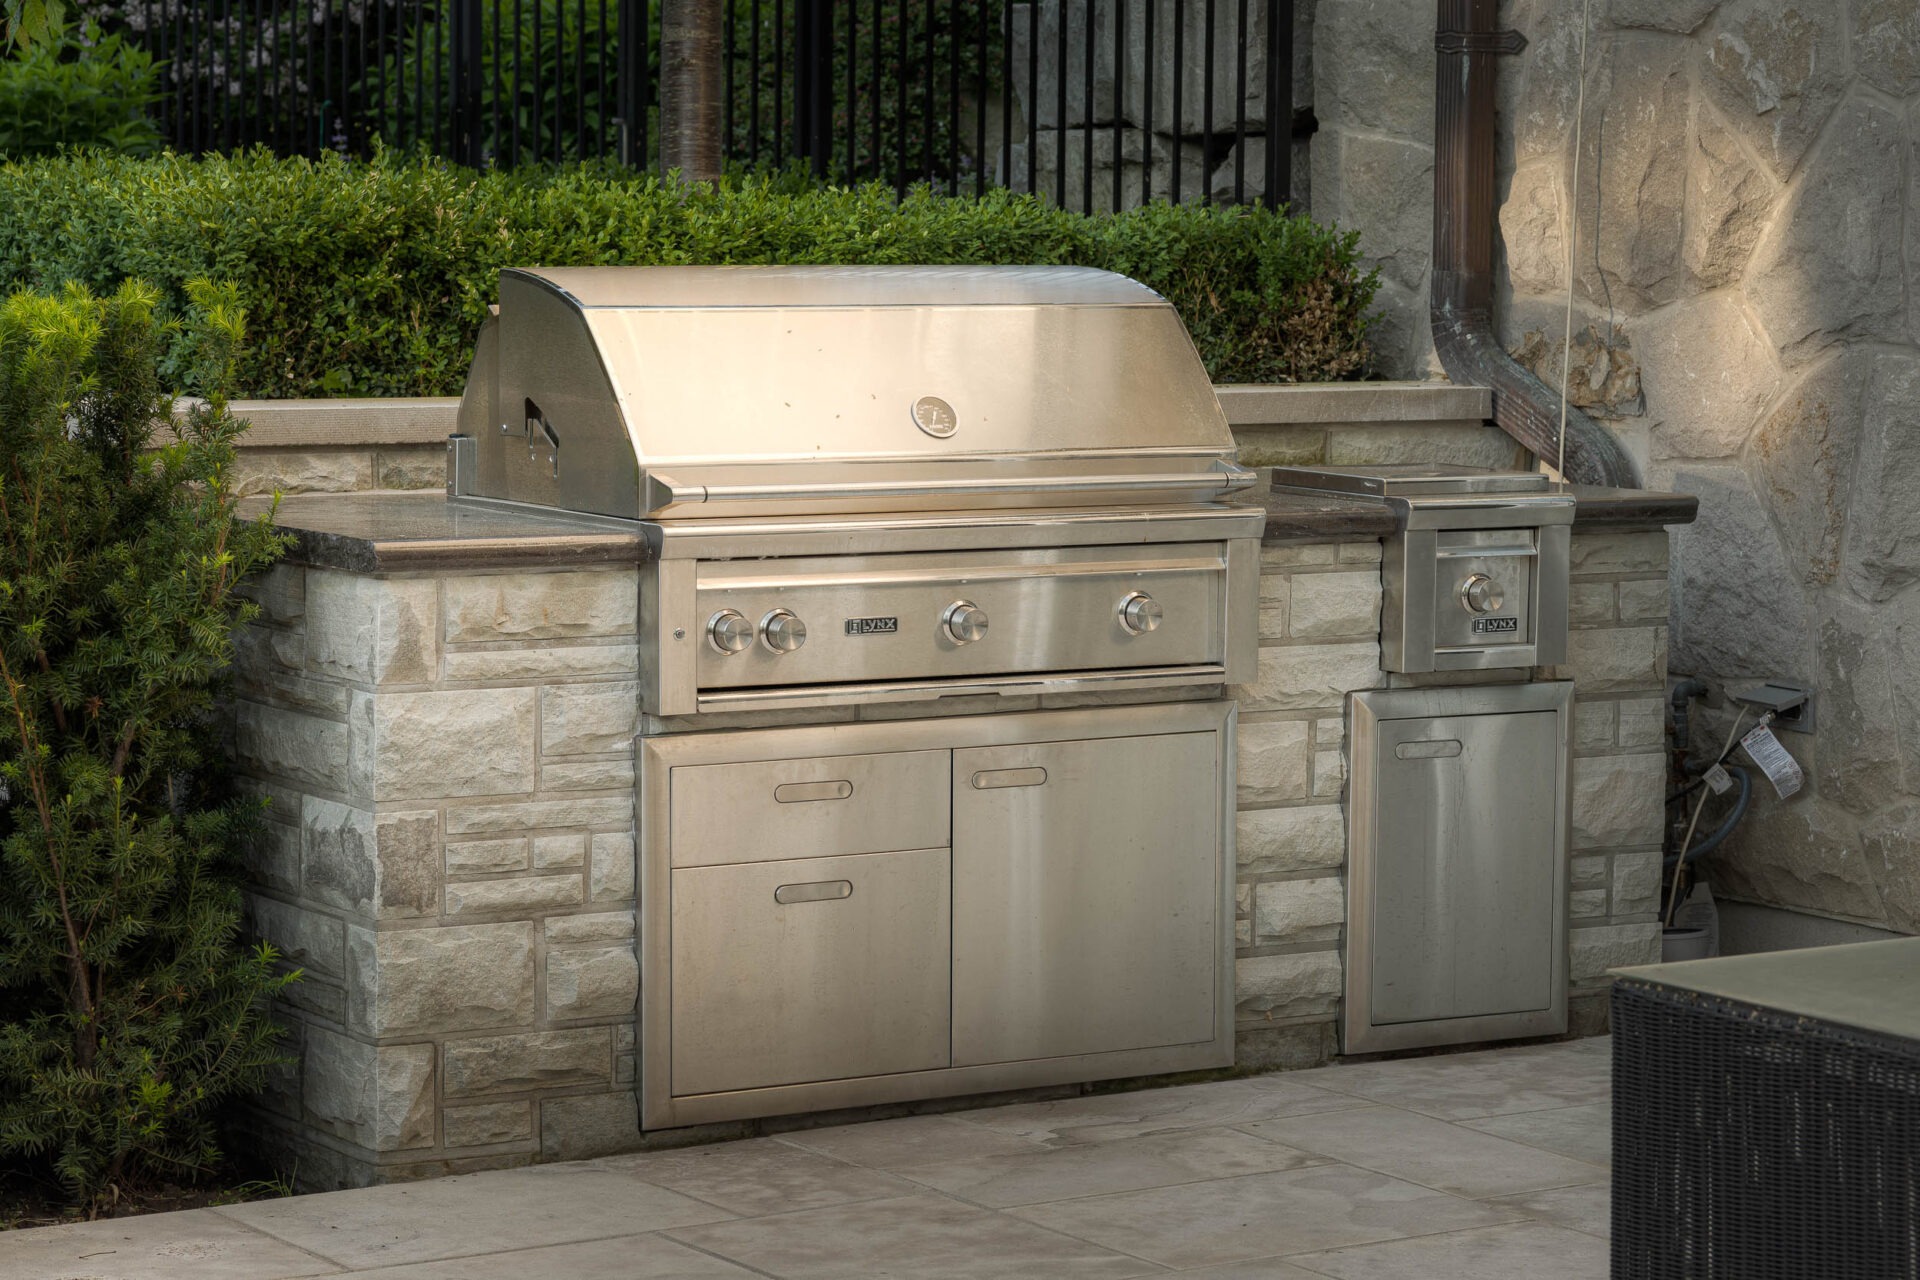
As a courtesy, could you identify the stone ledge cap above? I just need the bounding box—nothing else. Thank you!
[1218,381,1494,427]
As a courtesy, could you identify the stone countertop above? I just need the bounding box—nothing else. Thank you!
[254,483,1698,573]
[1259,483,1698,543]
[248,492,649,573]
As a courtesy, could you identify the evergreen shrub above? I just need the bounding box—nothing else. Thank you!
[0,278,294,1209]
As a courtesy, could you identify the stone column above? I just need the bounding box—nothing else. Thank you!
[232,562,645,1187]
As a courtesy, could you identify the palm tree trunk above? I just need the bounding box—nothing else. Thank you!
[660,0,723,181]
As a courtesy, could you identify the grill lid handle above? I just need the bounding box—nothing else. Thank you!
[643,460,1257,513]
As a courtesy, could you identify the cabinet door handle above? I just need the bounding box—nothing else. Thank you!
[774,879,854,905]
[773,780,854,803]
[1395,739,1463,760]
[971,767,1048,790]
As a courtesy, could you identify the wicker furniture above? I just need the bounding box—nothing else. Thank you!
[1612,939,1920,1279]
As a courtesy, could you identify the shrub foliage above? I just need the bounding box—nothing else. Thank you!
[0,149,1378,398]
[0,24,161,158]
[0,279,294,1208]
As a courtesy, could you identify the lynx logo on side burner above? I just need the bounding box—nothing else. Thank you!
[845,616,900,636]
[1472,617,1520,635]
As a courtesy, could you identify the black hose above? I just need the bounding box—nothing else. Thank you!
[1664,765,1752,870]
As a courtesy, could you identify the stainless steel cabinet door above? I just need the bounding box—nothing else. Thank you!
[1370,710,1560,1024]
[951,732,1220,1067]
[670,847,951,1096]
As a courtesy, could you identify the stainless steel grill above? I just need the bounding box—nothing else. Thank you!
[448,266,1262,1129]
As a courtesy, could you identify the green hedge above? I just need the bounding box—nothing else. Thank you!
[0,150,1380,399]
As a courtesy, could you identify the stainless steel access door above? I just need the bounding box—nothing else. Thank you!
[1344,682,1572,1054]
[952,731,1222,1067]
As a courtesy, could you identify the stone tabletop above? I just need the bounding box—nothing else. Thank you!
[1615,938,1920,1044]
[249,492,650,574]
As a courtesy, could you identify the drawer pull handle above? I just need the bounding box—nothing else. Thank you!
[773,780,854,803]
[774,879,854,905]
[971,767,1048,790]
[1395,739,1464,760]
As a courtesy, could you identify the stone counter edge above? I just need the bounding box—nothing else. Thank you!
[278,524,649,573]
[266,487,1695,574]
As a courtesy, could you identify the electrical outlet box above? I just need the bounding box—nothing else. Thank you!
[1730,680,1816,735]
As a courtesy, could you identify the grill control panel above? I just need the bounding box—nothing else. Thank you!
[642,539,1257,715]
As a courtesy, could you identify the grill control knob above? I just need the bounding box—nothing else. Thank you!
[1119,591,1163,635]
[1460,574,1505,615]
[760,609,808,653]
[942,600,989,645]
[706,609,754,655]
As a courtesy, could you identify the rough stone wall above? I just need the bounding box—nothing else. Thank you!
[233,444,446,497]
[1311,0,1920,934]
[1231,525,1670,1064]
[231,562,644,1187]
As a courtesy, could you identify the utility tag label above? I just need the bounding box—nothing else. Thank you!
[1741,724,1804,799]
[1703,764,1734,795]
[844,616,899,636]
[1472,616,1520,634]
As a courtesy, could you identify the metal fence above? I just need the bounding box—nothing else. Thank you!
[118,0,1296,211]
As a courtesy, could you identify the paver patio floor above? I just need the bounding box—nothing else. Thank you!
[0,1036,1613,1279]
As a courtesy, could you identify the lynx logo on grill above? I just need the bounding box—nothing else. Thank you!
[1472,616,1520,635]
[845,616,900,636]
[912,395,958,438]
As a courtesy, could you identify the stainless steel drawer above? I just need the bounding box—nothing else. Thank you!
[668,749,949,867]
[670,847,952,1095]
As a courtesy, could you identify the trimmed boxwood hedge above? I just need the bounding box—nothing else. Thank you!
[0,149,1380,399]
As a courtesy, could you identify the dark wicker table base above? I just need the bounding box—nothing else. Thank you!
[1613,978,1920,1279]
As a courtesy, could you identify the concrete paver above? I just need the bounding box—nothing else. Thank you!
[0,1037,1620,1279]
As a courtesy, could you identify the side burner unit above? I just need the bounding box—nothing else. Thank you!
[448,266,1263,1129]
[1271,464,1572,674]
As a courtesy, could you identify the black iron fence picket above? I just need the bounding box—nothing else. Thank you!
[112,0,1301,211]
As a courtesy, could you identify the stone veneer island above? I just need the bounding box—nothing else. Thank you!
[226,441,1693,1188]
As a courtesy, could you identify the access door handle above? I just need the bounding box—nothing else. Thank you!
[773,880,854,905]
[971,767,1048,790]
[773,780,854,803]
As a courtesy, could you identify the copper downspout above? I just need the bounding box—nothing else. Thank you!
[1430,0,1640,487]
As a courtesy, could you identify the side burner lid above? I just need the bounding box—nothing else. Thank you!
[1269,463,1554,499]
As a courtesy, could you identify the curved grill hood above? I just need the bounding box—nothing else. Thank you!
[453,265,1253,520]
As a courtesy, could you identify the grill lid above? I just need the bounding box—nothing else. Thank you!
[454,265,1251,520]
